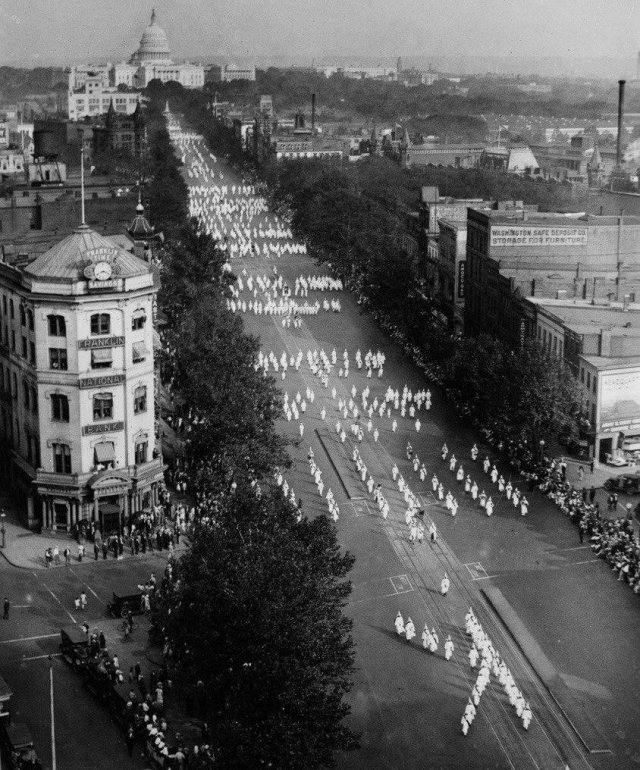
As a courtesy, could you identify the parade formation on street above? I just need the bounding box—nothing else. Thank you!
[165,116,637,770]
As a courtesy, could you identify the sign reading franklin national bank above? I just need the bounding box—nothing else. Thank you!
[79,374,126,389]
[82,421,124,436]
[78,336,125,350]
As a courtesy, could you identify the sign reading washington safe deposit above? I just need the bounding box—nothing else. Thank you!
[490,226,588,247]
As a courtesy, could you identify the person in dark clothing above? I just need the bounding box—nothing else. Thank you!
[94,542,100,561]
[102,542,108,560]
[3,598,9,620]
[589,486,596,503]
[125,726,135,757]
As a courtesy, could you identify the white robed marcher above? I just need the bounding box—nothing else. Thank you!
[444,635,454,661]
[394,611,405,636]
[404,617,415,643]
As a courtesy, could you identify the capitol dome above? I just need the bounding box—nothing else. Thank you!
[130,9,173,65]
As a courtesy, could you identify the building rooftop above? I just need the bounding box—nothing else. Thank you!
[475,210,640,227]
[535,301,640,331]
[23,224,150,283]
[581,354,640,369]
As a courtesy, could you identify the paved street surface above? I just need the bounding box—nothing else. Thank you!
[0,549,172,769]
[171,118,640,770]
[0,119,639,770]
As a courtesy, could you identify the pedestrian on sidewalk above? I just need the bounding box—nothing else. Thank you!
[44,548,52,568]
[80,591,87,611]
[53,545,60,566]
[64,547,71,566]
[2,598,9,620]
[74,597,80,612]
[94,542,99,560]
[77,543,84,562]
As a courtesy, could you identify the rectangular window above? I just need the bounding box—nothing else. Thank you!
[11,331,15,351]
[51,394,69,422]
[93,393,113,421]
[131,312,146,330]
[29,342,35,366]
[53,443,71,474]
[134,386,147,414]
[49,348,68,370]
[21,336,27,358]
[135,441,148,465]
[90,314,111,335]
[586,372,591,389]
[48,315,66,336]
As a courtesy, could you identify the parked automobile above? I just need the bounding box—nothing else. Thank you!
[0,722,41,769]
[59,625,89,670]
[603,474,640,496]
[605,454,629,467]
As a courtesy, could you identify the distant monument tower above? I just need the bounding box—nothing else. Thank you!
[637,52,640,81]
[397,56,403,74]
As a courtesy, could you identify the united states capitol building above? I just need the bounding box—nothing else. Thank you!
[67,10,204,119]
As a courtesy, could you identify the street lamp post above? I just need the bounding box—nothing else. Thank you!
[49,655,57,770]
[0,510,6,549]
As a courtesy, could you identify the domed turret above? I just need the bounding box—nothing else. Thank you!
[130,9,172,65]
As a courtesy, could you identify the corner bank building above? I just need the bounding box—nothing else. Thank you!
[0,222,163,533]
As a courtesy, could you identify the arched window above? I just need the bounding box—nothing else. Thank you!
[90,313,110,335]
[52,443,71,474]
[47,315,66,337]
[133,385,147,414]
[93,392,113,421]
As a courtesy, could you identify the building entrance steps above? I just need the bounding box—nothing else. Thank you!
[481,585,612,756]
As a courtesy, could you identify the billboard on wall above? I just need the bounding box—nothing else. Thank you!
[599,369,640,431]
[490,226,588,247]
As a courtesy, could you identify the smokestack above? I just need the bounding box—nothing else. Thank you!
[311,93,316,135]
[617,79,626,167]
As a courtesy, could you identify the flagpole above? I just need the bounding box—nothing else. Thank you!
[80,146,86,226]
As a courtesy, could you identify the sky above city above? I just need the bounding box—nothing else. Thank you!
[0,0,639,69]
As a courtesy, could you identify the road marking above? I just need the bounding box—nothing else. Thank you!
[350,500,371,516]
[68,568,105,603]
[22,653,62,661]
[472,574,498,580]
[389,574,413,593]
[42,584,76,624]
[465,562,489,580]
[12,605,32,608]
[562,559,601,567]
[556,545,591,552]
[0,633,59,645]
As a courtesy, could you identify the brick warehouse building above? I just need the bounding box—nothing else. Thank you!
[465,209,640,348]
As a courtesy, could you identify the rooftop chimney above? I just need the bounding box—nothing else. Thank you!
[617,80,626,167]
